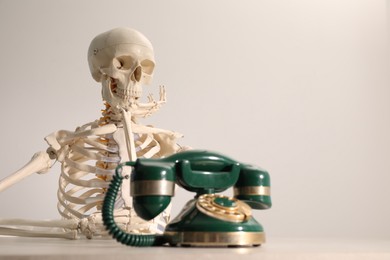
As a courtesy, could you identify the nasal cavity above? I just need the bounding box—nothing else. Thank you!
[132,66,142,82]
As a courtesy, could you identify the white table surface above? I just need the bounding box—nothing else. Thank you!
[0,236,389,260]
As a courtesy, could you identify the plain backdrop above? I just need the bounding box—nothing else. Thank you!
[0,0,389,240]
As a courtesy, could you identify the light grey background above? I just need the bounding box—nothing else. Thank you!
[0,0,389,240]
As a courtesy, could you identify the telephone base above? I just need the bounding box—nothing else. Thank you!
[164,231,265,247]
[163,194,266,247]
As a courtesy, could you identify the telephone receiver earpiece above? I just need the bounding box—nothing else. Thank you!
[130,160,176,220]
[234,164,272,209]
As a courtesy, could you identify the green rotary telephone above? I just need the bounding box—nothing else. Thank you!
[102,150,271,247]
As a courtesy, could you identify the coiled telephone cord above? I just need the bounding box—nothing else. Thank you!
[102,163,165,247]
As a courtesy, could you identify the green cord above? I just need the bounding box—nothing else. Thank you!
[102,163,165,247]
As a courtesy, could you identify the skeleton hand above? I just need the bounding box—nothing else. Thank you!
[131,85,167,118]
[159,85,167,103]
[145,85,167,106]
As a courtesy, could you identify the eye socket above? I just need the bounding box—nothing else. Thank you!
[113,57,155,73]
[113,56,133,70]
[113,58,123,69]
[141,59,155,74]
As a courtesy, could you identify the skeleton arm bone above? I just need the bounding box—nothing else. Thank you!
[0,123,116,192]
[0,151,52,192]
[132,124,184,139]
[0,218,79,239]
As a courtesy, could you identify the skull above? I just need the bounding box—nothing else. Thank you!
[88,27,155,110]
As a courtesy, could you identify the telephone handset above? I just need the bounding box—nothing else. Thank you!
[102,150,271,247]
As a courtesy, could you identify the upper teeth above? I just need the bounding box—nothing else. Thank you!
[117,89,130,99]
[109,78,141,100]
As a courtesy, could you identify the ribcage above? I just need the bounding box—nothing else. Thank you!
[57,122,162,221]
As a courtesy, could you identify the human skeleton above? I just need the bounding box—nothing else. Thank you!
[0,27,188,239]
